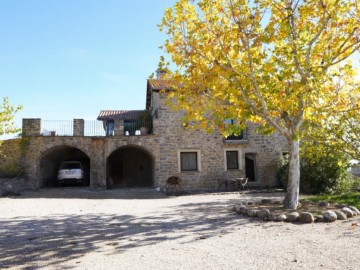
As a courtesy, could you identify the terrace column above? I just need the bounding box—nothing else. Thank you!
[73,119,85,136]
[114,119,124,136]
[22,118,41,137]
[152,118,159,135]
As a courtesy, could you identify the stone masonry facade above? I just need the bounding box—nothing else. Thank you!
[0,79,288,191]
[149,88,288,190]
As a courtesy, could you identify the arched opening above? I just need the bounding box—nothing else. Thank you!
[107,145,154,188]
[39,146,90,187]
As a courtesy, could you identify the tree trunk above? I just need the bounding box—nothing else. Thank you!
[284,139,300,209]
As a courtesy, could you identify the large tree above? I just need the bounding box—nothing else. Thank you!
[0,97,22,145]
[159,0,360,209]
[305,108,360,161]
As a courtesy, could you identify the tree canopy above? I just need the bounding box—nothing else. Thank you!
[160,0,360,209]
[0,97,22,145]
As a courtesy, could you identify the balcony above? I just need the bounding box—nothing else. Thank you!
[22,118,154,137]
[224,131,247,143]
[123,120,153,136]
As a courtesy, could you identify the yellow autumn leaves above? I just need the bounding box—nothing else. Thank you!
[160,0,360,141]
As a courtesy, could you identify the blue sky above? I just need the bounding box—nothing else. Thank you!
[0,0,175,126]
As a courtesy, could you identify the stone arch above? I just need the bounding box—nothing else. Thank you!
[106,145,154,188]
[38,145,91,187]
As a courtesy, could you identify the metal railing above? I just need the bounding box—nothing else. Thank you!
[41,120,73,136]
[40,119,153,137]
[123,120,153,136]
[224,129,247,141]
[84,120,106,136]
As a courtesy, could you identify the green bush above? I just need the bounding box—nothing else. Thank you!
[276,154,353,194]
[0,163,23,178]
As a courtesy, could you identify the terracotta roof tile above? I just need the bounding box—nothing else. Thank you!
[97,110,146,121]
[147,79,172,90]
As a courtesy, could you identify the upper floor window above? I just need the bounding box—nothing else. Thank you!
[224,119,246,141]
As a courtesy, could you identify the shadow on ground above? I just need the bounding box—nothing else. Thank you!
[0,198,258,269]
[3,187,285,200]
[5,187,169,200]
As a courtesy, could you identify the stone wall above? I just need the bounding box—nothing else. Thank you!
[0,139,24,178]
[19,135,160,189]
[2,90,287,192]
[153,91,288,190]
[0,139,32,194]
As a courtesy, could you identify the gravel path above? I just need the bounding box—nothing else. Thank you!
[1,188,359,270]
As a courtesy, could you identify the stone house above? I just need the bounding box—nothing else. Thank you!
[0,75,287,191]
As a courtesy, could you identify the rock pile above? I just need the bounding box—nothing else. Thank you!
[232,199,360,223]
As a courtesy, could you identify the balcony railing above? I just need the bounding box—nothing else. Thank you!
[225,134,245,140]
[123,120,153,136]
[37,119,153,137]
[41,120,73,136]
[84,121,106,136]
[224,130,247,142]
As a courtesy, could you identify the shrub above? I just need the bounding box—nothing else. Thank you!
[276,154,353,194]
[0,163,23,178]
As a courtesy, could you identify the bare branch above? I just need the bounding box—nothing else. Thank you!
[287,6,306,80]
[305,6,332,73]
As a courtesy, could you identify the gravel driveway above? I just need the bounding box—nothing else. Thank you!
[1,188,359,270]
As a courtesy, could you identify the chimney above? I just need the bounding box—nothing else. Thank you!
[156,69,166,79]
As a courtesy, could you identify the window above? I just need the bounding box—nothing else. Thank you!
[226,151,239,170]
[224,119,246,141]
[180,152,198,171]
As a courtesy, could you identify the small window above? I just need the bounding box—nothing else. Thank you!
[226,151,239,170]
[224,119,245,141]
[180,152,198,171]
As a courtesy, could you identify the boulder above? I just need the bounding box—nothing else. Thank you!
[341,207,354,218]
[276,214,287,222]
[257,209,271,220]
[302,200,315,206]
[334,203,348,209]
[268,214,277,221]
[234,205,243,214]
[319,201,330,207]
[349,206,360,215]
[299,212,314,223]
[261,199,273,204]
[286,212,300,222]
[334,210,347,220]
[323,210,337,222]
[240,207,248,215]
[247,209,259,217]
[314,215,324,223]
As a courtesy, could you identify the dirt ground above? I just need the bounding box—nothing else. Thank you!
[1,187,360,270]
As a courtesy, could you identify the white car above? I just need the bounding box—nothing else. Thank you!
[57,161,84,185]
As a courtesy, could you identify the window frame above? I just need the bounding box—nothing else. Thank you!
[224,119,246,141]
[178,149,201,172]
[224,149,242,171]
[226,150,239,170]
